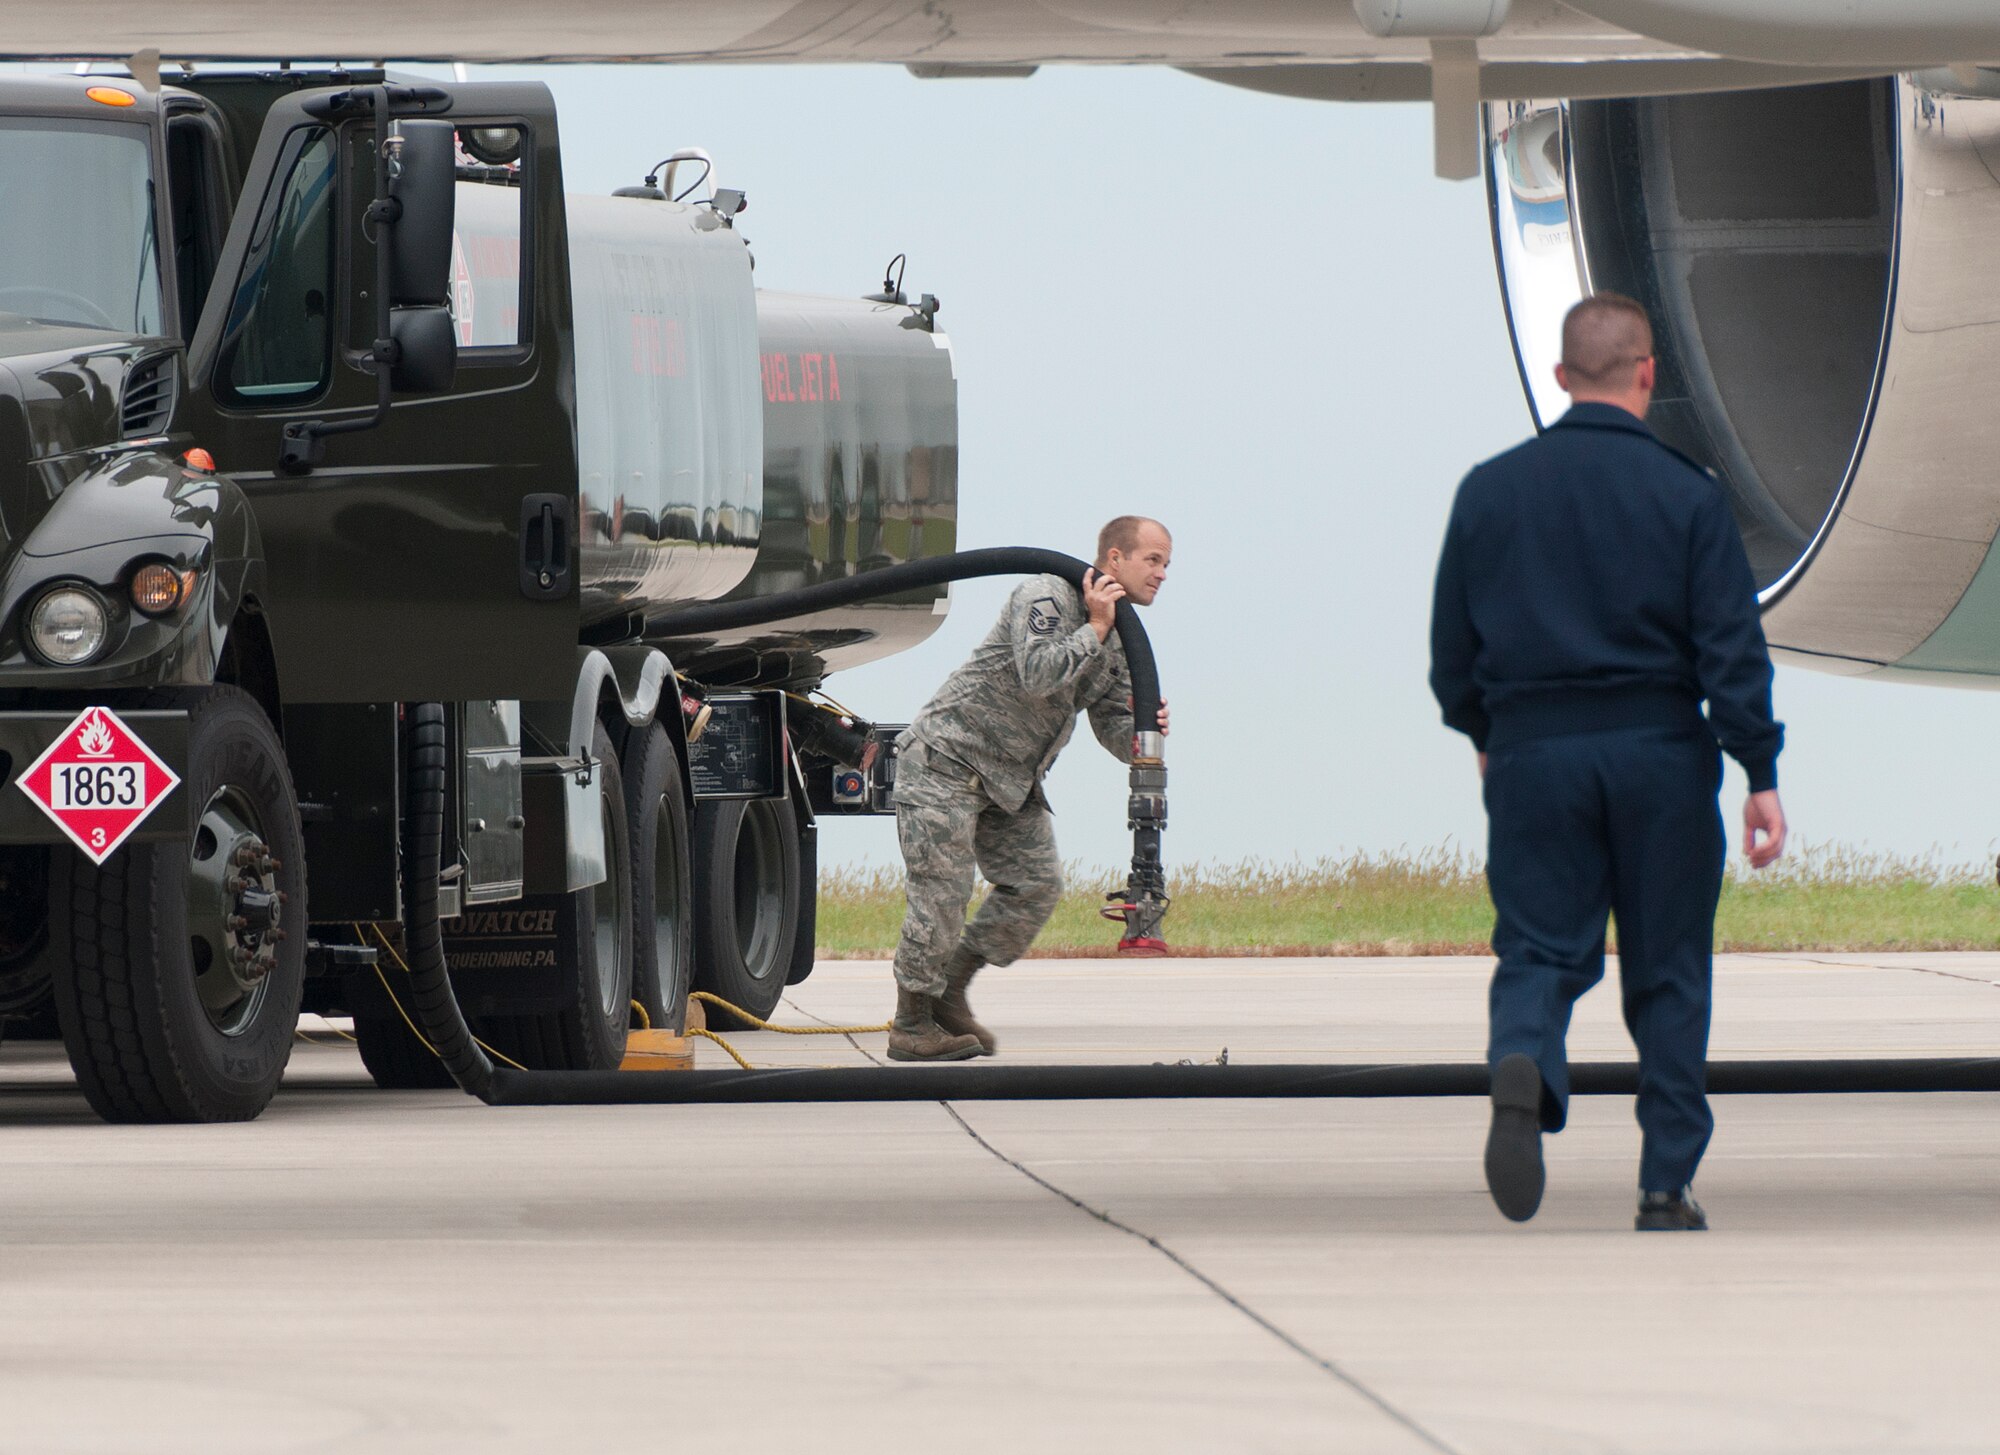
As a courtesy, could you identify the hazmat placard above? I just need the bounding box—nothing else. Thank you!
[16,706,181,864]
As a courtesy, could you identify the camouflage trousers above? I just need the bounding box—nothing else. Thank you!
[892,737,1063,995]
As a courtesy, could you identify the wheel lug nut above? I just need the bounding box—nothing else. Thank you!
[277,891,290,905]
[272,928,288,943]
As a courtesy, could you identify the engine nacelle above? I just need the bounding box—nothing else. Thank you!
[1487,78,2000,684]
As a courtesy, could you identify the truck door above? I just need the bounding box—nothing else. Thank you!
[182,83,577,703]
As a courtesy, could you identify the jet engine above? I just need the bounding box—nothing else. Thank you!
[1486,76,2000,684]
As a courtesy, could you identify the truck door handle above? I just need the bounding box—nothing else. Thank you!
[520,494,573,600]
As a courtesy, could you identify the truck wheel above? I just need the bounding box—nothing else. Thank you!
[51,687,307,1123]
[625,721,694,1032]
[691,798,800,1029]
[352,1009,457,1089]
[784,815,818,986]
[478,722,633,1070]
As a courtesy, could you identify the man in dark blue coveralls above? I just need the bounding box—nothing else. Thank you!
[1429,292,1789,1232]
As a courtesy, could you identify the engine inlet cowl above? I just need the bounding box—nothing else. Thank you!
[1486,79,2000,684]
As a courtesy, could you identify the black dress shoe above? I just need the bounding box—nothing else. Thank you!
[1635,1188,1708,1231]
[1484,1052,1546,1222]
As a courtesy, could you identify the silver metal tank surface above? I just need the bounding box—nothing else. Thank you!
[646,290,959,687]
[456,184,763,627]
[1485,78,2000,685]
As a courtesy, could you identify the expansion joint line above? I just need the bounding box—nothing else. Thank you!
[1753,953,2000,992]
[937,1105,1463,1455]
[780,993,1462,1450]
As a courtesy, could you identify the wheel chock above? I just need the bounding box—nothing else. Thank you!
[620,1029,695,1072]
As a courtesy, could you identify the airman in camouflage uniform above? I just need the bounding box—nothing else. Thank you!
[889,517,1173,1060]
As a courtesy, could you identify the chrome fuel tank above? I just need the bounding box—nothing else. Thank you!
[458,184,763,629]
[646,290,958,687]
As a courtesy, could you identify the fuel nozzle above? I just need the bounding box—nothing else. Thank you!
[786,696,879,772]
[1100,733,1169,956]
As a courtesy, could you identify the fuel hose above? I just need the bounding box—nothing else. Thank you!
[650,547,1171,952]
[389,558,1999,1109]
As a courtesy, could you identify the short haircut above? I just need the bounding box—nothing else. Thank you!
[1097,515,1168,563]
[1561,292,1654,388]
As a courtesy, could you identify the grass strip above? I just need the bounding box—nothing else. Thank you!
[816,845,2000,957]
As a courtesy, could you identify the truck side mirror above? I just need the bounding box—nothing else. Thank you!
[385,120,457,394]
[388,120,455,306]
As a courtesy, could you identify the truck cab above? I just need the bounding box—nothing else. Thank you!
[0,71,957,1122]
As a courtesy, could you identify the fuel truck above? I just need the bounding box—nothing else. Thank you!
[0,71,958,1120]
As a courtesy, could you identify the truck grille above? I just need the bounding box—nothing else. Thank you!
[120,354,178,438]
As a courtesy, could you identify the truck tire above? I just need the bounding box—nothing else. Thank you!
[691,798,800,1029]
[477,722,633,1070]
[50,687,307,1123]
[784,814,818,986]
[625,721,695,1032]
[352,1008,457,1089]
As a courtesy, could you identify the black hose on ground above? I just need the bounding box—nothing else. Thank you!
[652,546,1170,952]
[399,703,495,1098]
[481,1057,2000,1106]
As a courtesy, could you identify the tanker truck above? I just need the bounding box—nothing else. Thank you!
[0,70,954,1119]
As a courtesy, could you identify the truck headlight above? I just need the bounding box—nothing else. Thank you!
[27,587,109,665]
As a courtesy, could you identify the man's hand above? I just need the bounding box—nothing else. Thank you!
[1082,568,1125,641]
[1743,789,1787,869]
[1127,696,1170,735]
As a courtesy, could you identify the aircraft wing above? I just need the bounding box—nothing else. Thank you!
[18,0,2000,72]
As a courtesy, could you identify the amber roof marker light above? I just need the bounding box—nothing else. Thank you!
[85,86,136,108]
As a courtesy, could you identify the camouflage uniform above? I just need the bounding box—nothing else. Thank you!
[893,574,1134,994]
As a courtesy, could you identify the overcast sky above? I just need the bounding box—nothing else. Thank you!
[473,60,2000,877]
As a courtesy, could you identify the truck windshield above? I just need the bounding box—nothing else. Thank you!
[0,119,163,334]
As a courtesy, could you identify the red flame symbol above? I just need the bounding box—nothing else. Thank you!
[76,713,116,759]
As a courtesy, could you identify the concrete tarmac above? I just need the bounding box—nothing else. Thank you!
[0,952,1996,1454]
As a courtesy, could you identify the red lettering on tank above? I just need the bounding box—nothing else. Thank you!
[468,235,521,277]
[759,352,841,403]
[630,316,687,377]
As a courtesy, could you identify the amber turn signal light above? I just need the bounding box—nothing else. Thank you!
[85,86,136,108]
[131,563,192,616]
[182,447,216,471]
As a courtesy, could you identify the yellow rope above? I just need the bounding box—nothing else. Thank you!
[688,990,890,1036]
[358,922,530,1073]
[687,1027,755,1069]
[333,933,886,1074]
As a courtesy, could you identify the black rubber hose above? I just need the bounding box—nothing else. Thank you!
[647,547,1161,734]
[399,703,495,1099]
[482,1056,2000,1106]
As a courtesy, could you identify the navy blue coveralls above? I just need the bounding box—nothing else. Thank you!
[1429,402,1783,1194]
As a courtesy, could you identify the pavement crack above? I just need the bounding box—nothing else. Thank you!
[1751,953,2000,991]
[781,996,889,1065]
[938,1101,1465,1455]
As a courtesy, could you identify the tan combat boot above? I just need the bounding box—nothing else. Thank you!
[933,945,996,1056]
[886,987,983,1062]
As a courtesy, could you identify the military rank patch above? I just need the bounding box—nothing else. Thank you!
[1027,597,1061,636]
